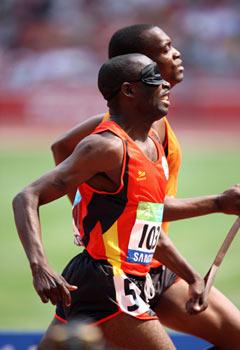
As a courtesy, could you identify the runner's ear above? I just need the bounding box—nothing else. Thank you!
[121,82,135,98]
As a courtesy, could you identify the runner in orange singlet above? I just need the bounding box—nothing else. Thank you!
[13,54,207,350]
[51,25,240,350]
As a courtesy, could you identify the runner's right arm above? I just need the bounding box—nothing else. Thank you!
[13,133,123,307]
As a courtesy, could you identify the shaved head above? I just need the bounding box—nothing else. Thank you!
[98,53,152,101]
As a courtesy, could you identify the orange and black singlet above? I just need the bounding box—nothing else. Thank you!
[73,120,168,277]
[102,112,182,235]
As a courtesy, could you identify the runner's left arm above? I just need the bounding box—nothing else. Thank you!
[154,230,207,315]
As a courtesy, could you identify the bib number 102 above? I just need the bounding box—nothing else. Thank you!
[138,224,161,250]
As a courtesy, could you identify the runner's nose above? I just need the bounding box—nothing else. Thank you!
[162,81,170,90]
[173,46,181,59]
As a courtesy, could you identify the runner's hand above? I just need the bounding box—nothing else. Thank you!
[31,264,77,307]
[218,184,240,215]
[186,276,208,315]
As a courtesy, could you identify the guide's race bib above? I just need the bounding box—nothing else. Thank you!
[126,202,164,265]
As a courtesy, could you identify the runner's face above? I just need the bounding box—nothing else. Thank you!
[145,80,170,119]
[142,27,184,87]
[134,79,171,121]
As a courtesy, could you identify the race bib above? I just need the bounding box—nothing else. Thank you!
[113,274,150,316]
[127,202,164,265]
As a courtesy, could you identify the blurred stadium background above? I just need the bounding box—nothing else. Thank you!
[0,0,240,349]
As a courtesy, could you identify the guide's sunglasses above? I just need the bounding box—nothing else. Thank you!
[107,63,164,100]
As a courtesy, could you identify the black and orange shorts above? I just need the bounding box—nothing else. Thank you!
[55,250,178,325]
